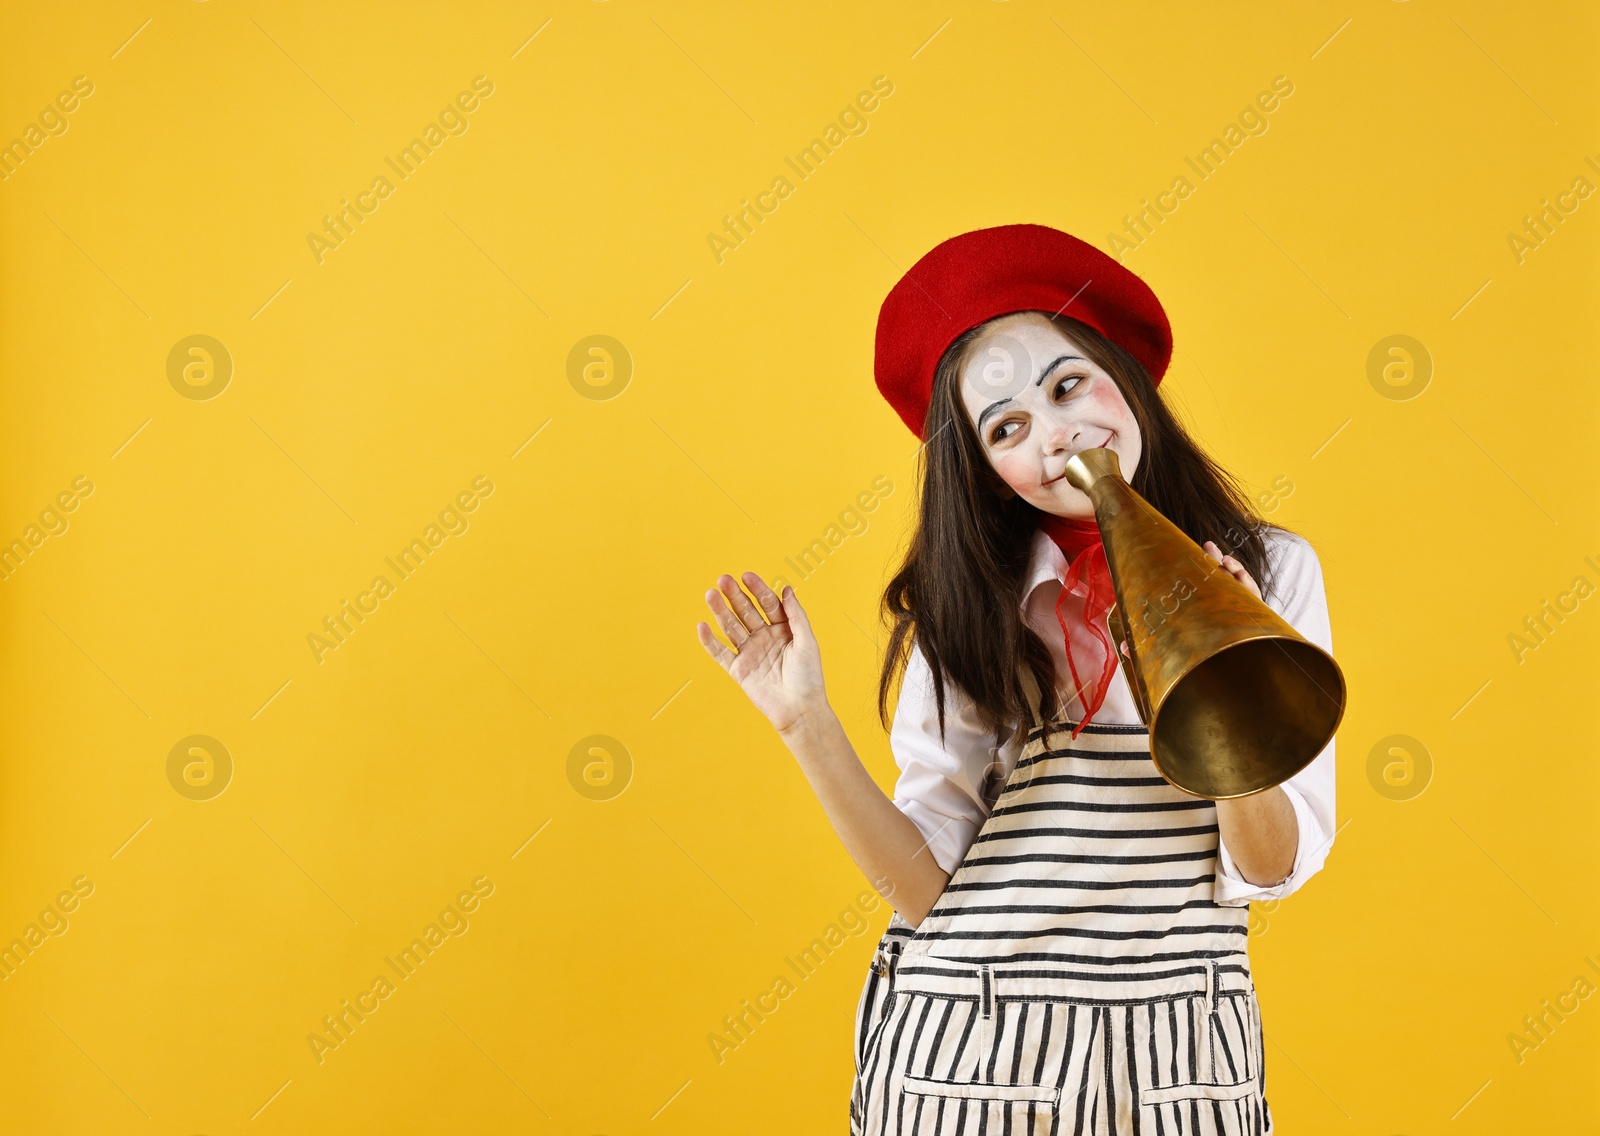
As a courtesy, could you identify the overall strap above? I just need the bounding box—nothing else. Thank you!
[1015,664,1046,734]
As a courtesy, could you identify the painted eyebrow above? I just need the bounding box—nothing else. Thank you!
[975,355,1086,434]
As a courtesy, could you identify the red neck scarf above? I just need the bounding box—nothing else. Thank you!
[1036,513,1119,737]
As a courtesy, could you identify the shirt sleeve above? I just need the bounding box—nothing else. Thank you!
[1213,528,1339,905]
[887,640,1012,877]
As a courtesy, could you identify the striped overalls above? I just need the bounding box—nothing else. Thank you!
[850,673,1271,1134]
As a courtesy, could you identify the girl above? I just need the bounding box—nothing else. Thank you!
[696,224,1335,1134]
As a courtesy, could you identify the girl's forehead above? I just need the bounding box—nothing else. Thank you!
[966,313,1084,364]
[959,314,1091,400]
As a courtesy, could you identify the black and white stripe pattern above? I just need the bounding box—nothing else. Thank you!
[851,681,1271,1134]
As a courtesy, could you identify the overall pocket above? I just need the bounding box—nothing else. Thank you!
[893,980,1066,1109]
[899,1073,1060,1136]
[1136,990,1263,1109]
[890,986,1065,1136]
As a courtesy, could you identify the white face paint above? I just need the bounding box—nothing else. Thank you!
[957,312,1143,520]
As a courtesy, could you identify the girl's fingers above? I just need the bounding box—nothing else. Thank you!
[704,587,751,647]
[743,572,786,625]
[781,585,815,647]
[699,573,801,668]
[696,621,736,669]
[1202,540,1259,595]
[1217,554,1261,596]
[1203,541,1246,579]
[717,574,768,634]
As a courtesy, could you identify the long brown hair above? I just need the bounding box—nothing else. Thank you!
[876,312,1287,748]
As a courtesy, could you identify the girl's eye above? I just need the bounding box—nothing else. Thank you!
[986,376,1088,443]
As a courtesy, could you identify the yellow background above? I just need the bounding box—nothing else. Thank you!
[1,1,1595,1132]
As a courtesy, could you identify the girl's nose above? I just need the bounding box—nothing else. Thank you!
[1040,416,1080,455]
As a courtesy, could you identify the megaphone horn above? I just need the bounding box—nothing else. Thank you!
[1061,446,1346,799]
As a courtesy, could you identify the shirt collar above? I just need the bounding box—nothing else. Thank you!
[1021,526,1069,614]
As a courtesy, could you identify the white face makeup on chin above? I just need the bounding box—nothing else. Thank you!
[958,312,1143,520]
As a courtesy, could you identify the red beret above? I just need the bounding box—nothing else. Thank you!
[873,223,1173,440]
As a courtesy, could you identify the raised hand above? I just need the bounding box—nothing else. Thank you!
[696,572,827,735]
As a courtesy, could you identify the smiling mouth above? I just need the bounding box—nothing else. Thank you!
[1044,439,1111,485]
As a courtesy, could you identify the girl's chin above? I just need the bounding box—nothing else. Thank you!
[1033,497,1096,521]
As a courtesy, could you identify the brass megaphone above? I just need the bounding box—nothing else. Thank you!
[1062,446,1345,799]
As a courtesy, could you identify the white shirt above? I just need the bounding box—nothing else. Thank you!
[888,525,1337,907]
